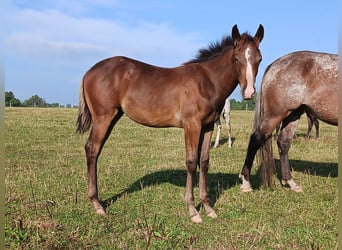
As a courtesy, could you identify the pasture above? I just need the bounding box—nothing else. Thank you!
[5,108,337,249]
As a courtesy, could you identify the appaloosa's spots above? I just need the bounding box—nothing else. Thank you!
[240,50,337,192]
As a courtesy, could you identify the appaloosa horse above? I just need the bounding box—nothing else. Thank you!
[239,51,337,192]
[77,24,264,223]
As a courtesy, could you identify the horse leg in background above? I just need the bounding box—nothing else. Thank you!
[305,112,313,139]
[305,111,319,139]
[274,124,280,140]
[277,115,303,192]
[313,116,319,139]
[85,109,123,214]
[198,125,217,219]
[222,99,232,148]
[213,119,221,148]
[224,112,232,148]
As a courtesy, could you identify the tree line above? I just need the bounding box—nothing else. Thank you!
[5,91,75,108]
[5,91,256,110]
[230,98,256,111]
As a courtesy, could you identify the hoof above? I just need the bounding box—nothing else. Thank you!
[206,211,218,219]
[95,207,106,215]
[290,185,303,193]
[191,214,203,223]
[240,185,253,192]
[239,174,253,192]
[282,179,303,192]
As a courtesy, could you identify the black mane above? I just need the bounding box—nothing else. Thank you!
[184,32,252,64]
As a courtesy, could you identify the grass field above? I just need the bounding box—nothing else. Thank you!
[5,108,337,249]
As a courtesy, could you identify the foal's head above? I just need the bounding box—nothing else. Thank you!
[232,24,264,99]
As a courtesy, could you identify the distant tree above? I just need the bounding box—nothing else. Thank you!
[5,91,22,107]
[230,95,256,111]
[49,103,60,108]
[23,95,46,107]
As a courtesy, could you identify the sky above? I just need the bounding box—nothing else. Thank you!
[4,0,338,106]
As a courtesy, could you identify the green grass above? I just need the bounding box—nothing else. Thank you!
[5,108,337,249]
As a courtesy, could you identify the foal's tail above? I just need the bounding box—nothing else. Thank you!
[76,79,92,134]
[253,84,276,187]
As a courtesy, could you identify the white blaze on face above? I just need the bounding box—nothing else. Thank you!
[244,47,255,99]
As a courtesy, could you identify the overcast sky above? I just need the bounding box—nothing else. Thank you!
[4,0,338,105]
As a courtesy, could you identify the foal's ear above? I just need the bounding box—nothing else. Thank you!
[232,24,241,46]
[254,24,264,45]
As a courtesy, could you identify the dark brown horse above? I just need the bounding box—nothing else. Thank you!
[274,110,320,140]
[305,111,319,139]
[77,24,264,223]
[239,51,337,192]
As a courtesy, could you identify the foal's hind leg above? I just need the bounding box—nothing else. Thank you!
[277,117,302,192]
[85,110,123,214]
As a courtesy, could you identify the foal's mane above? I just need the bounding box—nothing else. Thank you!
[184,32,253,64]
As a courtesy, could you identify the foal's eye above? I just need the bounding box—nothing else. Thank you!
[234,58,239,64]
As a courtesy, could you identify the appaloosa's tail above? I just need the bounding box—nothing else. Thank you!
[253,81,276,188]
[259,135,275,187]
[76,80,92,134]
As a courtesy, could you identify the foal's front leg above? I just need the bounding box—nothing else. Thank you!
[184,123,202,223]
[199,128,217,219]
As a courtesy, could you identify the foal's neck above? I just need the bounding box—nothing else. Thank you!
[201,49,238,99]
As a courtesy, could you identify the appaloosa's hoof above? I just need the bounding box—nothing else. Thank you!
[239,174,253,192]
[240,184,253,192]
[281,179,303,192]
[191,214,203,223]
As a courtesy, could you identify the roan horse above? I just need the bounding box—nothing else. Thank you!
[239,51,338,192]
[77,24,264,223]
[213,98,232,148]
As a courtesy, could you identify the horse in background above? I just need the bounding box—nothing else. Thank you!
[305,111,319,139]
[77,24,264,223]
[213,98,232,148]
[274,110,320,139]
[239,51,337,192]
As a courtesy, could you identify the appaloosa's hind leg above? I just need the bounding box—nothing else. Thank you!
[198,127,217,219]
[85,110,123,214]
[239,131,268,192]
[277,117,302,192]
